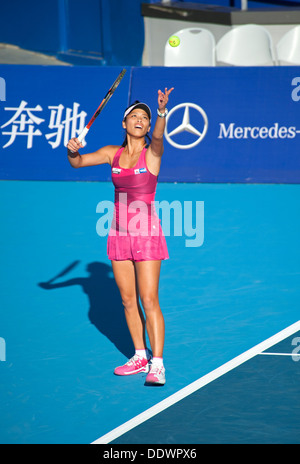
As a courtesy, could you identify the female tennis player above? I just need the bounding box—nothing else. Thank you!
[67,87,174,386]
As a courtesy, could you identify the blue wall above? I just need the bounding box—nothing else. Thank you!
[0,65,299,183]
[0,0,146,66]
[0,1,61,53]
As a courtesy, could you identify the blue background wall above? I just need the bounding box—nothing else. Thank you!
[0,0,146,66]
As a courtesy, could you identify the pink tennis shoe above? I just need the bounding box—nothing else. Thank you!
[145,363,166,386]
[114,354,151,376]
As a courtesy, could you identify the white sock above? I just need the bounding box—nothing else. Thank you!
[135,349,148,360]
[152,356,163,367]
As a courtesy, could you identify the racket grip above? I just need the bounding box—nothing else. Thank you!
[77,126,89,144]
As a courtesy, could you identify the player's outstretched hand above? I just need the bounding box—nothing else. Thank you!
[158,87,174,111]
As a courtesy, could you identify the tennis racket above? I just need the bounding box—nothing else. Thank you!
[77,68,127,144]
[46,260,80,284]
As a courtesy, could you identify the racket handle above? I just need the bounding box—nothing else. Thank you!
[77,126,89,144]
[68,126,89,153]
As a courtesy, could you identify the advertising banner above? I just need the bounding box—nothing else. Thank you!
[0,65,131,181]
[131,67,300,183]
[0,65,299,183]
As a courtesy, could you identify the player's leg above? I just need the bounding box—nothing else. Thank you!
[135,260,166,385]
[135,260,164,357]
[112,260,150,375]
[112,259,146,350]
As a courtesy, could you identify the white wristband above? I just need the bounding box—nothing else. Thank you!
[157,108,168,118]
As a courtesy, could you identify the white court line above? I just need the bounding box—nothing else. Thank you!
[91,320,300,445]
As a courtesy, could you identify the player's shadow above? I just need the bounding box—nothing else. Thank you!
[38,261,134,358]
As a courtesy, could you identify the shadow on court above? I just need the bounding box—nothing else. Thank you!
[38,261,134,358]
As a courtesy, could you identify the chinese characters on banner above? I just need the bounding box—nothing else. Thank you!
[0,100,87,149]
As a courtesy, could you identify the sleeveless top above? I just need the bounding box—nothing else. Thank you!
[110,146,159,236]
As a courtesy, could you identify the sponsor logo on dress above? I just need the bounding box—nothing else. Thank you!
[134,168,147,175]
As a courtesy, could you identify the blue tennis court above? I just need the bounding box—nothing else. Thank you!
[103,326,300,444]
[0,180,299,444]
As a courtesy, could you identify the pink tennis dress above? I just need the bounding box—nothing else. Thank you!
[107,147,169,262]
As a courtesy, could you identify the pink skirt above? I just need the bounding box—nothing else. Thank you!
[107,226,169,262]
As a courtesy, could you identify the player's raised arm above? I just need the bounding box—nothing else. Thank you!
[150,87,174,157]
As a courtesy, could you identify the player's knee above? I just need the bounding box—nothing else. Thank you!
[121,294,137,312]
[140,294,158,314]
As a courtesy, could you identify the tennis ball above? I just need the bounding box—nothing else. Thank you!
[169,35,180,47]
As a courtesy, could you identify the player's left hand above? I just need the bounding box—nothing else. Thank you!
[158,87,174,111]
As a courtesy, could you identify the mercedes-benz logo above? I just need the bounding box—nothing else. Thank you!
[165,103,208,149]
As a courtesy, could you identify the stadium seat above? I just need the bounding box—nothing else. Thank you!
[164,28,216,67]
[277,26,300,65]
[216,24,277,66]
